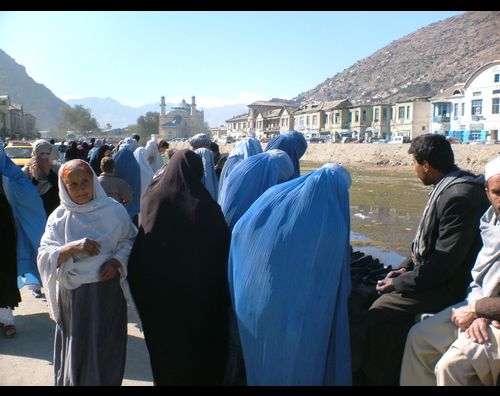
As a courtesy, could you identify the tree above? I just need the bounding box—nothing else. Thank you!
[136,111,159,142]
[58,105,100,135]
[105,123,112,130]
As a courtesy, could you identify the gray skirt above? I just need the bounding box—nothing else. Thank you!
[54,276,127,386]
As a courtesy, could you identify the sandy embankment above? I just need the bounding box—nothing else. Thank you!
[170,141,500,174]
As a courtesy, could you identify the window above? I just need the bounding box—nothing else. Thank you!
[461,103,465,116]
[354,111,359,122]
[493,98,500,114]
[374,108,380,122]
[362,110,366,122]
[493,89,500,95]
[406,106,411,119]
[471,99,483,115]
[398,107,405,119]
[281,118,285,127]
[454,103,458,115]
[324,113,329,125]
[306,116,310,126]
[495,73,500,83]
[300,117,304,127]
[473,91,482,97]
[334,112,340,124]
[383,108,388,120]
[312,115,317,126]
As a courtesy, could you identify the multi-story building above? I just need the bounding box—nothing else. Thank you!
[226,113,248,137]
[247,100,300,138]
[369,103,393,140]
[430,60,500,142]
[347,104,373,141]
[0,95,11,137]
[390,97,431,140]
[324,100,352,140]
[158,95,208,140]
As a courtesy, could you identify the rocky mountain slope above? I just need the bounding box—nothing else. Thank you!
[295,11,500,105]
[0,48,70,130]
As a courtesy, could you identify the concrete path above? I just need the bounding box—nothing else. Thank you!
[0,287,153,386]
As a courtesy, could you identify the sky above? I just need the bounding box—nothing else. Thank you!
[0,11,464,109]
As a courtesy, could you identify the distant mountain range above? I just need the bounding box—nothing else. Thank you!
[66,97,248,129]
[1,11,499,132]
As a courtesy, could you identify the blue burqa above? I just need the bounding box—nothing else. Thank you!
[114,146,141,219]
[0,143,46,288]
[228,163,352,385]
[218,137,263,193]
[217,149,293,231]
[264,130,307,178]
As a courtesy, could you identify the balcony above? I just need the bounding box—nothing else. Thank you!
[433,116,450,123]
[472,115,485,121]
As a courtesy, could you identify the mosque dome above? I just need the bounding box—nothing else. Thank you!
[171,99,191,111]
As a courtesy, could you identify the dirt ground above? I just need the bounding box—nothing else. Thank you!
[0,287,153,386]
[171,141,500,174]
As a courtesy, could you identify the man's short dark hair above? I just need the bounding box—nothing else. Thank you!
[157,138,169,149]
[100,156,115,173]
[132,134,140,142]
[408,134,454,173]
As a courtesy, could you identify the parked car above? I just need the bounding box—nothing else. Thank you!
[4,141,33,167]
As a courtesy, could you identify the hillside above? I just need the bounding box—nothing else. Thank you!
[0,48,70,130]
[295,11,500,104]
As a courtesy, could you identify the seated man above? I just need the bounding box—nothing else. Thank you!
[352,134,490,385]
[400,155,500,386]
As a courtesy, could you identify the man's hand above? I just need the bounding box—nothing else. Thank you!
[376,277,396,295]
[386,267,407,279]
[464,317,490,344]
[451,305,478,330]
[99,258,122,281]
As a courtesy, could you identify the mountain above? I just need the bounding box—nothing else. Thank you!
[0,48,70,130]
[295,11,500,105]
[66,97,248,129]
[66,97,163,129]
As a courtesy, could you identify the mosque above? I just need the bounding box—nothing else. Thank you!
[158,95,209,140]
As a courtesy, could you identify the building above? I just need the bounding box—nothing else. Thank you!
[369,103,393,140]
[226,113,248,138]
[0,95,11,137]
[347,104,373,141]
[0,95,38,139]
[390,97,431,140]
[247,100,300,138]
[158,95,208,140]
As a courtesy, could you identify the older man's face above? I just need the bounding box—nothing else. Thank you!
[486,174,500,216]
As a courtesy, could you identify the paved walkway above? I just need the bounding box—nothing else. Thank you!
[0,287,153,386]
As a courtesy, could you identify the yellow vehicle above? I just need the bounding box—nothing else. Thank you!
[4,141,33,168]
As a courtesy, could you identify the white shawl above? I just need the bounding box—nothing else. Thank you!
[134,147,154,208]
[37,162,139,324]
[466,206,500,303]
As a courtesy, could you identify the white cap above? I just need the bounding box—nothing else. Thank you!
[485,156,500,182]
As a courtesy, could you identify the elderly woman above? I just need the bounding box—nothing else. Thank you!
[127,149,230,385]
[37,159,138,386]
[22,139,61,217]
[228,163,352,385]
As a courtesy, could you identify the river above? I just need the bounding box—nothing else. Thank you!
[301,161,431,267]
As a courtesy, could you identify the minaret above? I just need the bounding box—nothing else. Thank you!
[160,96,166,117]
[191,96,196,115]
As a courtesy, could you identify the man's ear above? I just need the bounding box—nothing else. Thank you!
[422,160,430,173]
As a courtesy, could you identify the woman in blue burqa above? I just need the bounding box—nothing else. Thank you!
[218,133,263,193]
[228,163,353,385]
[113,143,141,225]
[264,130,308,178]
[127,149,231,385]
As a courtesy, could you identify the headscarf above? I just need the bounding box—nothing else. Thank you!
[123,137,138,152]
[218,149,293,231]
[89,144,110,176]
[31,139,52,157]
[228,163,352,385]
[194,147,218,200]
[37,159,138,322]
[189,133,212,149]
[126,149,230,384]
[145,139,164,173]
[134,147,154,207]
[25,139,60,196]
[218,137,263,193]
[113,147,141,219]
[0,142,46,289]
[264,130,308,178]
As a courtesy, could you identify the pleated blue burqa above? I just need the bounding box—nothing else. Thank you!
[264,130,307,178]
[228,163,353,385]
[217,149,293,231]
[113,146,141,219]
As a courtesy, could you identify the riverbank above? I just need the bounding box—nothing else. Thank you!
[171,141,500,174]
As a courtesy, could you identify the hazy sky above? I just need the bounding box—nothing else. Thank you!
[0,11,464,109]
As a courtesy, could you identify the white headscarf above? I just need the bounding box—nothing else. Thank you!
[485,156,500,182]
[134,147,154,207]
[145,139,165,173]
[37,160,138,323]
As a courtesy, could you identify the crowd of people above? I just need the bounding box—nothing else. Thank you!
[0,131,498,386]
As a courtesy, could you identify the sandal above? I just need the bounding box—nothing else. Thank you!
[3,324,16,338]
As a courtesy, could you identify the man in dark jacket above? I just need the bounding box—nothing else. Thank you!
[352,134,490,385]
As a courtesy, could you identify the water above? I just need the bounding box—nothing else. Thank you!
[301,161,430,267]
